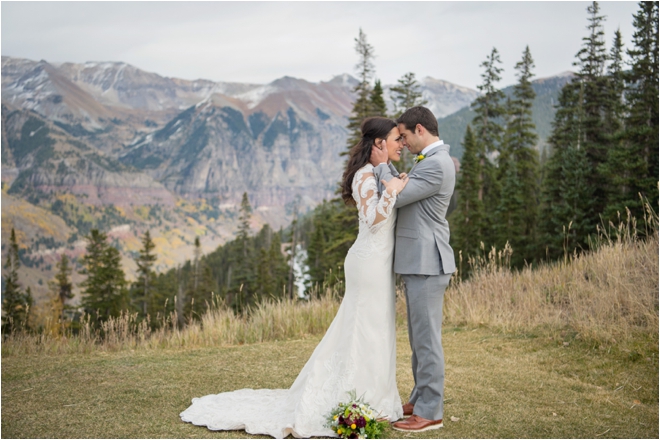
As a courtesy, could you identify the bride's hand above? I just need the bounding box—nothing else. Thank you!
[398,173,408,180]
[381,176,408,194]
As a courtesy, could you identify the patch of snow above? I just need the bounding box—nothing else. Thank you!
[235,85,275,109]
[102,63,126,94]
[195,96,211,108]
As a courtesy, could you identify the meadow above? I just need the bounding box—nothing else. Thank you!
[2,212,658,438]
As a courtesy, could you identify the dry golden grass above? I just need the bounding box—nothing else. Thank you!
[2,289,340,356]
[445,209,658,343]
[3,206,657,356]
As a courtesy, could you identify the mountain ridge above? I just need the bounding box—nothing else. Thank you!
[1,55,570,304]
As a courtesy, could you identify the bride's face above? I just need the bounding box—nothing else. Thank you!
[380,127,404,162]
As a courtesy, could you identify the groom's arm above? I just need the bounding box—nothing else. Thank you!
[390,160,444,208]
[373,163,399,181]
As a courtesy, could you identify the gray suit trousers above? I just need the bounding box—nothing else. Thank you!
[403,273,452,421]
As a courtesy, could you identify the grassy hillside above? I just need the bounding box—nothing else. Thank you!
[2,196,657,439]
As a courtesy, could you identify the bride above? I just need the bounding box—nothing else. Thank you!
[180,117,409,438]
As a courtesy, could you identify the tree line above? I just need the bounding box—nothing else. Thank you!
[453,1,658,271]
[303,1,658,286]
[1,192,293,333]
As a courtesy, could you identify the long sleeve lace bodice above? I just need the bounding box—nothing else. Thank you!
[352,164,398,234]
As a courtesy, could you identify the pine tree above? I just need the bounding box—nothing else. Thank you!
[495,46,540,265]
[184,257,216,319]
[471,47,506,247]
[390,72,428,117]
[80,229,129,323]
[132,230,158,322]
[369,79,388,117]
[268,227,288,299]
[2,228,31,333]
[573,0,611,225]
[605,29,626,133]
[600,28,628,220]
[540,83,595,258]
[389,71,428,171]
[192,236,202,293]
[450,125,485,265]
[473,48,507,156]
[237,192,252,247]
[52,254,73,321]
[606,1,659,219]
[344,28,376,153]
[255,224,288,300]
[234,192,255,308]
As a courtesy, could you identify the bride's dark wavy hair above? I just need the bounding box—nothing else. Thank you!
[341,117,397,206]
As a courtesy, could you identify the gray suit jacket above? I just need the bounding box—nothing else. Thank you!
[374,144,456,275]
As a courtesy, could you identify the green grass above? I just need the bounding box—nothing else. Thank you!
[2,327,657,438]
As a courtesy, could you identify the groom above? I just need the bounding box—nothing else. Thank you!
[370,106,456,432]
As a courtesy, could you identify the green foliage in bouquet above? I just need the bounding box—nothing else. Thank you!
[325,390,389,439]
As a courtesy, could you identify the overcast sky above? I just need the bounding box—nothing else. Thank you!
[2,1,640,89]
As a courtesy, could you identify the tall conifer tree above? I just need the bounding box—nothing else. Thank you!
[132,230,158,323]
[345,28,376,153]
[390,72,428,117]
[369,79,387,117]
[607,1,659,219]
[605,29,626,133]
[451,125,485,264]
[573,1,611,224]
[495,46,540,265]
[390,72,428,171]
[80,229,128,323]
[540,82,594,258]
[471,47,506,247]
[52,254,73,321]
[2,229,32,333]
[234,192,255,306]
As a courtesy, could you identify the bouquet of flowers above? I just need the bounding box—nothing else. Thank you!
[324,390,389,439]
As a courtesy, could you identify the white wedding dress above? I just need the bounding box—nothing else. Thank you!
[180,164,403,438]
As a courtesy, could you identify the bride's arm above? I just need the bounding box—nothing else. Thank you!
[353,169,398,233]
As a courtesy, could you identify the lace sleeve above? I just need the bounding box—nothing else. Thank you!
[352,166,397,233]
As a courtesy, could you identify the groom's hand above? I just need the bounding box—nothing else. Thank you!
[369,141,389,167]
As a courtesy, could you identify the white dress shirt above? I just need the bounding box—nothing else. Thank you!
[420,139,444,157]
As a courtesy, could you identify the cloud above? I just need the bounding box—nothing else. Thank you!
[1,1,639,88]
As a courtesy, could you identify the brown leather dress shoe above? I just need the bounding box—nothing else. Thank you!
[402,402,414,417]
[392,414,444,432]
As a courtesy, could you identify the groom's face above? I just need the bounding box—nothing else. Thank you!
[397,123,423,154]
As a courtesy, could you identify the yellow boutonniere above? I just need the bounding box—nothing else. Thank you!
[415,154,426,163]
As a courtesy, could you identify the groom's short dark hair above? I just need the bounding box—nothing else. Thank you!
[397,106,439,137]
